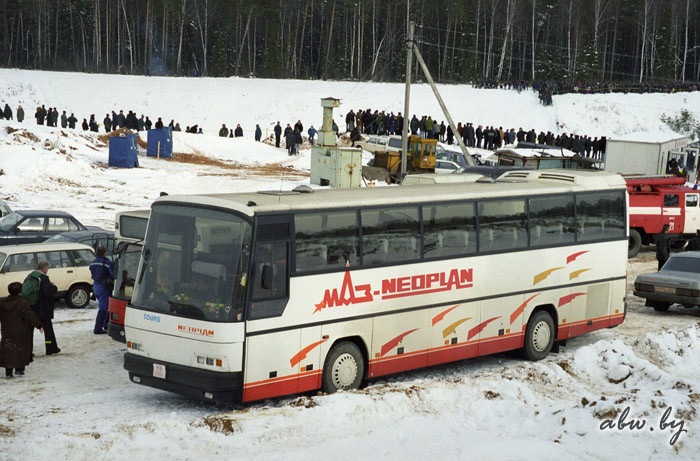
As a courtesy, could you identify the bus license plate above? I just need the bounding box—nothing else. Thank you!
[153,363,166,379]
[655,286,675,294]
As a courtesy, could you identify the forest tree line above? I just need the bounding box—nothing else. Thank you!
[0,0,699,85]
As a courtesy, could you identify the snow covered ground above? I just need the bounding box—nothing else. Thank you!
[1,69,700,460]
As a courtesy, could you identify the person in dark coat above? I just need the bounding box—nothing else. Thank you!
[155,117,164,129]
[82,118,89,131]
[686,230,700,251]
[655,224,671,270]
[219,124,229,137]
[16,105,24,123]
[90,246,114,334]
[1,282,43,377]
[61,111,68,128]
[475,125,483,148]
[350,126,361,147]
[103,114,112,132]
[285,128,296,155]
[3,103,12,120]
[234,124,243,137]
[0,282,43,378]
[35,105,46,125]
[67,113,77,129]
[254,124,262,142]
[409,115,419,135]
[293,128,302,154]
[26,260,59,355]
[274,122,282,147]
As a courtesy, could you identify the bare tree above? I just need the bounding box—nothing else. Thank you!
[496,0,517,81]
[639,0,655,83]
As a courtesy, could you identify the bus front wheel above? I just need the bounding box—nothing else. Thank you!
[322,342,365,394]
[521,311,555,361]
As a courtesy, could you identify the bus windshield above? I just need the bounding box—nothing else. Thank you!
[131,205,253,322]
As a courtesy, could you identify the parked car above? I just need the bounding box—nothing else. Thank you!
[434,159,462,174]
[0,242,95,308]
[0,210,90,245]
[0,200,12,218]
[356,135,403,154]
[436,148,470,168]
[633,251,700,311]
[45,230,117,257]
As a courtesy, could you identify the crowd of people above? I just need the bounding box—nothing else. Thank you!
[535,80,700,106]
[340,106,608,160]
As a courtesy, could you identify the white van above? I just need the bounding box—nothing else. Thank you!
[0,242,95,308]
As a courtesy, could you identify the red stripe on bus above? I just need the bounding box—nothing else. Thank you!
[380,329,420,356]
[558,292,586,307]
[432,304,460,326]
[509,293,540,324]
[566,251,588,264]
[467,316,500,340]
[289,339,328,367]
[243,370,322,402]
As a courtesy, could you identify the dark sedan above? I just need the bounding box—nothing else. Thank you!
[0,210,89,245]
[44,230,117,257]
[634,252,700,311]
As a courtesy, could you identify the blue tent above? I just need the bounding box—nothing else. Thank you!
[147,127,173,158]
[108,134,139,168]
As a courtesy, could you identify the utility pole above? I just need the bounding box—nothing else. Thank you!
[412,40,475,166]
[401,20,415,177]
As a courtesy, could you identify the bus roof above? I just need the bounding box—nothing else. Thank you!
[153,170,627,217]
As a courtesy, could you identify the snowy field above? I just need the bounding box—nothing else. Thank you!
[1,69,700,460]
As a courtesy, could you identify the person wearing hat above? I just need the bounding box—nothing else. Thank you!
[687,230,700,251]
[26,260,60,355]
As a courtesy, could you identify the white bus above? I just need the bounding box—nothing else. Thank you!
[108,209,150,342]
[124,170,628,404]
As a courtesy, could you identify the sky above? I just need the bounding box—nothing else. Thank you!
[1,69,700,460]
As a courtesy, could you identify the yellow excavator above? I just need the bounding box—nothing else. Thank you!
[363,135,438,183]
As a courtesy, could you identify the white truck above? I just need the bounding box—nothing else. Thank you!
[604,132,694,182]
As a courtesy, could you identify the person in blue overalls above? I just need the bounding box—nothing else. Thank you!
[89,246,114,334]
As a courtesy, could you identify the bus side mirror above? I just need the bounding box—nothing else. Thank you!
[261,264,274,290]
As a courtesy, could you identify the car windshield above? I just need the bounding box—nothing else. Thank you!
[131,205,253,322]
[0,212,23,231]
[663,256,700,273]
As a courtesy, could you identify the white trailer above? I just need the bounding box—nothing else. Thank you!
[604,132,693,181]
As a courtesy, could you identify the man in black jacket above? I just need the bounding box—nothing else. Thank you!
[274,122,282,148]
[655,224,671,270]
[28,261,60,355]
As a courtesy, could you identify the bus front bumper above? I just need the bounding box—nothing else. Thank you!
[124,352,243,404]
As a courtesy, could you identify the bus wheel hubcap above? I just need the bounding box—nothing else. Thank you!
[532,321,551,352]
[332,353,358,389]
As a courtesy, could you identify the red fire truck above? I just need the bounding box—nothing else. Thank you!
[627,176,700,257]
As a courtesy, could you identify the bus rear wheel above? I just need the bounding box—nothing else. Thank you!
[521,311,555,361]
[322,342,364,394]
